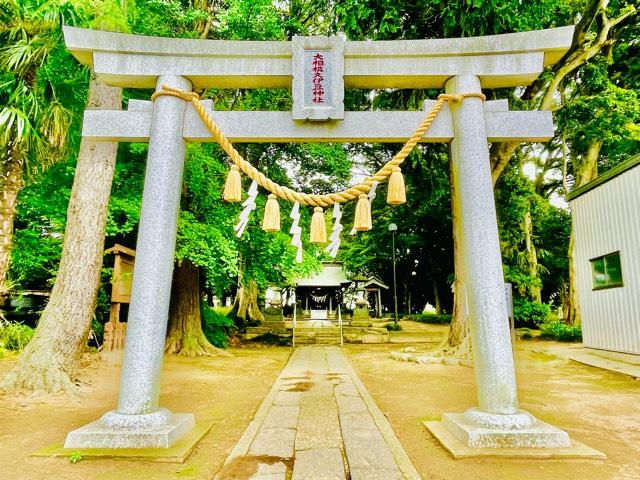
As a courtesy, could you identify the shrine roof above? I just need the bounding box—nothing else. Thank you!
[295,263,351,287]
[363,277,389,289]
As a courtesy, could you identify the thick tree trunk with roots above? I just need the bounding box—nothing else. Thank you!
[1,80,121,394]
[436,156,471,359]
[0,152,23,306]
[230,279,264,325]
[165,259,225,356]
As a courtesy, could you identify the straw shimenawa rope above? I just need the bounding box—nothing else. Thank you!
[151,86,486,208]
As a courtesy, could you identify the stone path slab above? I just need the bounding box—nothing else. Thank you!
[216,346,420,480]
[546,344,640,379]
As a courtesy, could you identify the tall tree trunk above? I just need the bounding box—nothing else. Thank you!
[2,79,121,393]
[432,278,441,314]
[0,152,24,306]
[165,259,223,356]
[564,140,602,325]
[574,140,601,187]
[524,210,542,302]
[565,234,581,325]
[442,157,471,357]
[229,279,264,325]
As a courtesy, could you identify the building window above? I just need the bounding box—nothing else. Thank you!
[591,251,623,290]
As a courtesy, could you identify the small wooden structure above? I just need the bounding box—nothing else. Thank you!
[363,277,389,318]
[102,244,135,351]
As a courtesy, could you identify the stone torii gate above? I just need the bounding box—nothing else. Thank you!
[63,26,576,452]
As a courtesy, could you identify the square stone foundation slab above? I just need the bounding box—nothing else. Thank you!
[64,413,195,450]
[424,418,606,459]
[34,418,211,463]
[442,412,570,448]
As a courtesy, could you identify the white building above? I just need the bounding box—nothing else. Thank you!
[568,154,640,355]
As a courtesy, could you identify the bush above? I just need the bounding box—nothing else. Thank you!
[513,300,550,328]
[540,321,582,342]
[201,303,235,348]
[518,328,533,340]
[0,322,34,351]
[385,322,402,331]
[403,313,452,324]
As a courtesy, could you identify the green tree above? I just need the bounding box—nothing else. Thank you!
[0,0,80,303]
[2,0,131,392]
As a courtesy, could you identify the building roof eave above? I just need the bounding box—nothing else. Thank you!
[567,154,640,202]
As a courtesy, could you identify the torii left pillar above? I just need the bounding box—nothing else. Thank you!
[65,75,195,449]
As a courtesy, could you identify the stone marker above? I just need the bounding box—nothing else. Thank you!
[292,35,344,120]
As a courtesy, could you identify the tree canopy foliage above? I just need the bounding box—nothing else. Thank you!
[2,0,638,332]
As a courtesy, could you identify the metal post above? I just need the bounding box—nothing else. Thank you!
[292,291,297,348]
[391,231,398,323]
[392,230,398,323]
[338,305,343,347]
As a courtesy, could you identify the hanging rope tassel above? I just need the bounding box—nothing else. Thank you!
[387,167,406,205]
[262,194,280,232]
[223,165,242,202]
[354,193,372,231]
[310,207,327,243]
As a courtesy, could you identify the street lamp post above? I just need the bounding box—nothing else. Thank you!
[388,223,398,324]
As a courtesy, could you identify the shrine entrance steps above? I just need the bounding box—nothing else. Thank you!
[215,346,420,480]
[294,324,341,346]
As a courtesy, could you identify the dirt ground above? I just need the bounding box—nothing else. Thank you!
[1,339,639,480]
[345,341,640,480]
[0,347,291,480]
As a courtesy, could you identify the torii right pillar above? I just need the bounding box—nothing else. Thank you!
[432,73,571,449]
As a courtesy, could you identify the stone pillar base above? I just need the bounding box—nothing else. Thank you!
[439,410,570,448]
[64,410,194,449]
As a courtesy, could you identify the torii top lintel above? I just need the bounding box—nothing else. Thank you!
[63,26,574,91]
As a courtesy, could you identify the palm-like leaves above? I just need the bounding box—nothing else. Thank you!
[0,0,78,173]
[0,106,38,148]
[1,35,51,76]
[41,100,72,149]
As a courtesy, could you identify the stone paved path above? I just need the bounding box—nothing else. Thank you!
[216,346,420,480]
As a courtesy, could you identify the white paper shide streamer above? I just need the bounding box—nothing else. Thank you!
[289,202,303,263]
[350,181,378,235]
[325,203,343,258]
[234,180,258,238]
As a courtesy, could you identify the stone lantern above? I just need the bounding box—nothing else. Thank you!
[264,286,284,326]
[355,286,368,308]
[268,287,283,308]
[351,274,371,327]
